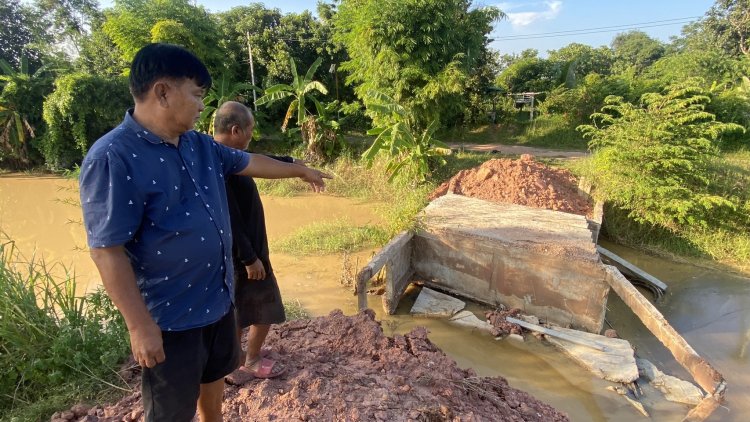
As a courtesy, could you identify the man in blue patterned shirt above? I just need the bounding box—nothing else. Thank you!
[79,43,330,422]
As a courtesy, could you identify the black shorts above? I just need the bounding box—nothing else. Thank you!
[234,271,286,328]
[141,308,240,422]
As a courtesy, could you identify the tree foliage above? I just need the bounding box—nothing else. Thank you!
[578,82,745,231]
[540,73,630,126]
[704,0,750,57]
[611,30,665,73]
[335,0,502,128]
[547,43,613,86]
[0,0,45,69]
[496,53,558,93]
[41,73,131,169]
[0,58,53,168]
[101,0,224,75]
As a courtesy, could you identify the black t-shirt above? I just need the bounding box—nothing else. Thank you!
[225,154,293,279]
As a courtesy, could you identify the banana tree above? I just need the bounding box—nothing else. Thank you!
[0,58,43,168]
[362,91,451,182]
[255,57,328,142]
[198,73,259,135]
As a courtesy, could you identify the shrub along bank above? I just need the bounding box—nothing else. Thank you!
[0,237,131,421]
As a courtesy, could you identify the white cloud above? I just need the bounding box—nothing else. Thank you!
[502,1,562,28]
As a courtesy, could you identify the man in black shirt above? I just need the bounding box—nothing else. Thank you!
[213,101,305,382]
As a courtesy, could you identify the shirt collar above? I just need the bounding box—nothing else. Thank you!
[123,108,183,145]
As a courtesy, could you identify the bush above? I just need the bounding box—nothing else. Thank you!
[578,82,745,232]
[41,73,131,169]
[540,74,632,128]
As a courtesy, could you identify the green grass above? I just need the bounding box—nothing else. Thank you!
[442,114,589,151]
[577,148,750,275]
[0,235,131,422]
[272,218,390,255]
[282,299,310,320]
[600,205,750,274]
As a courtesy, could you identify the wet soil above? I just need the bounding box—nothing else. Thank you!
[55,310,568,422]
[429,154,592,218]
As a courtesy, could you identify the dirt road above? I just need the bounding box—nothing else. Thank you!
[450,143,588,159]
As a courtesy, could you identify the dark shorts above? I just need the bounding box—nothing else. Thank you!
[141,309,240,422]
[234,271,286,328]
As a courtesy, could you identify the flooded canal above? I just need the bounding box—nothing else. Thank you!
[1,174,747,421]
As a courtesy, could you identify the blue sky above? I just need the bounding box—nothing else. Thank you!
[97,1,717,56]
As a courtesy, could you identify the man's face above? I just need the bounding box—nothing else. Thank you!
[166,78,205,133]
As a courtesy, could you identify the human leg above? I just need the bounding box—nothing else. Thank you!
[141,327,206,422]
[244,324,271,365]
[196,309,240,421]
[197,378,225,422]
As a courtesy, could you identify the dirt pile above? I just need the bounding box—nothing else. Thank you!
[57,310,568,421]
[430,155,592,218]
[486,308,525,338]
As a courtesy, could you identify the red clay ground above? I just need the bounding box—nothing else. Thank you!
[430,154,592,218]
[55,310,568,421]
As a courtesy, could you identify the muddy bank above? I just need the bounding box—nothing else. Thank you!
[430,155,592,218]
[56,310,567,421]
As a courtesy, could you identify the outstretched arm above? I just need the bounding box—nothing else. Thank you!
[237,153,331,192]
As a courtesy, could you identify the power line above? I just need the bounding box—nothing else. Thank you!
[492,16,700,41]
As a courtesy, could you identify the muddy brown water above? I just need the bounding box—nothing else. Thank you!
[1,174,747,421]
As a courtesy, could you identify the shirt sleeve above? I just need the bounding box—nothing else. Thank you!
[212,138,251,176]
[79,153,145,248]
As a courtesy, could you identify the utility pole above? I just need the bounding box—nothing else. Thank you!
[246,31,257,111]
[329,63,339,119]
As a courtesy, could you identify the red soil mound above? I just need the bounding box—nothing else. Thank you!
[430,155,592,218]
[56,310,568,421]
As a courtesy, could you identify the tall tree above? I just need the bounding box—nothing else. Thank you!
[102,0,224,75]
[611,30,665,73]
[36,0,101,40]
[547,43,613,86]
[496,53,557,93]
[704,0,750,57]
[215,4,284,87]
[0,0,45,69]
[334,0,502,128]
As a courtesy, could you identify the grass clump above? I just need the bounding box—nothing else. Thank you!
[0,237,130,421]
[282,299,310,320]
[272,219,390,255]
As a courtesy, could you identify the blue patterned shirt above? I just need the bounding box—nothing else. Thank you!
[79,110,250,331]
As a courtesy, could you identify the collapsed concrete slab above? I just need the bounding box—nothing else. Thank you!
[448,310,495,334]
[544,326,639,383]
[637,359,705,406]
[410,287,465,317]
[412,194,609,333]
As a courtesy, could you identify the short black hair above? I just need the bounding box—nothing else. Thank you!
[213,102,253,135]
[129,43,212,101]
